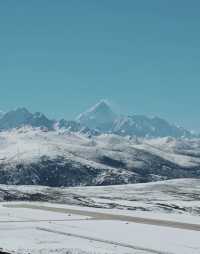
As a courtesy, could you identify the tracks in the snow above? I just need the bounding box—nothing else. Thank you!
[37,226,172,254]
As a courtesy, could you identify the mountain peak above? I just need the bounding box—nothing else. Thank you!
[76,100,117,131]
[5,107,32,118]
[87,100,113,114]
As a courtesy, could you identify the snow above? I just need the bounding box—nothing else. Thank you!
[0,178,200,253]
[0,202,148,254]
[0,127,200,172]
[0,201,200,254]
[0,178,200,217]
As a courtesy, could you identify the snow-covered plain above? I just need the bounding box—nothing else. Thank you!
[0,200,200,254]
[0,179,200,254]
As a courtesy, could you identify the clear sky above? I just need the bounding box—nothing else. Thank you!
[0,1,200,131]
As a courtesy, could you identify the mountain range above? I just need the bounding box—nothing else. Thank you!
[0,100,196,138]
[0,101,199,187]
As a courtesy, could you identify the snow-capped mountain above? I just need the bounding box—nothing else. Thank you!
[76,101,194,138]
[76,100,117,132]
[0,103,198,188]
[0,108,54,130]
[0,107,98,136]
[0,101,196,138]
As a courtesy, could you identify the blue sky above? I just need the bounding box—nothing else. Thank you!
[0,1,200,130]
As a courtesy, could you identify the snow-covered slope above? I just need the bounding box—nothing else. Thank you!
[55,119,99,136]
[0,127,199,187]
[0,178,200,216]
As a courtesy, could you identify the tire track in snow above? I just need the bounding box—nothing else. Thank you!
[37,226,173,254]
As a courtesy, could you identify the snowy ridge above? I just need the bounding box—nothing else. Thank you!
[112,115,192,138]
[0,127,199,187]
